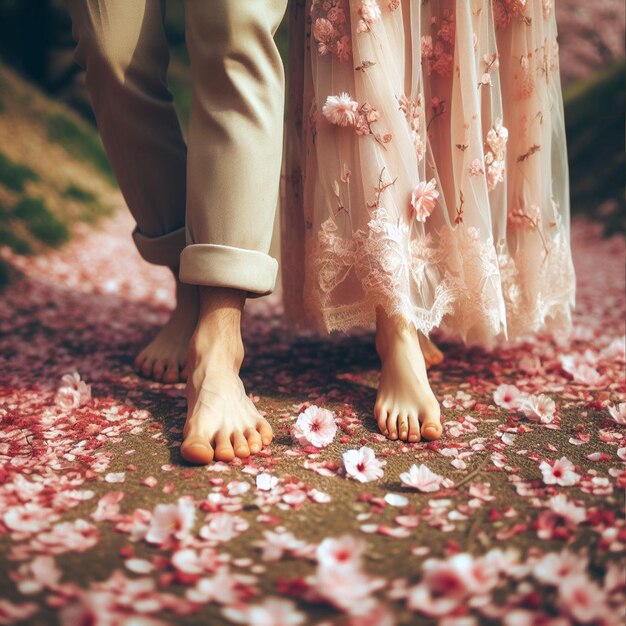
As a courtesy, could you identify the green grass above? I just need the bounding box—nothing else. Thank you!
[46,112,115,183]
[62,183,113,223]
[0,224,31,254]
[0,150,39,191]
[13,196,69,246]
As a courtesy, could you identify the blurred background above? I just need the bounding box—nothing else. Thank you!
[0,0,623,288]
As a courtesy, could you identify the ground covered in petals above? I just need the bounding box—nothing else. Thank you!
[0,202,624,625]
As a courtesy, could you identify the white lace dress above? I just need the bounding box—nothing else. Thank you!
[281,0,576,349]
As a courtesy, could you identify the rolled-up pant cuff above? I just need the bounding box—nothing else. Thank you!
[132,226,186,267]
[179,244,278,297]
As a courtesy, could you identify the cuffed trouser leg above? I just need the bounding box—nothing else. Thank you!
[179,0,288,296]
[65,0,187,267]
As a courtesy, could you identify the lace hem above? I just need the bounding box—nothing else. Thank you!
[299,208,576,349]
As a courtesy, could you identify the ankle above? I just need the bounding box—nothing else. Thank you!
[375,309,414,357]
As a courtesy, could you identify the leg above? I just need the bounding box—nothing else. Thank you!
[179,0,287,463]
[374,307,443,443]
[64,0,196,382]
[181,288,272,464]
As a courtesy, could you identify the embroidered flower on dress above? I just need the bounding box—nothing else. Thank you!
[322,93,359,127]
[485,118,508,191]
[311,1,352,61]
[357,0,382,33]
[410,179,439,222]
[493,0,528,30]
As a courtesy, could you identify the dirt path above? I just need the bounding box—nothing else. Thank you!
[0,210,624,624]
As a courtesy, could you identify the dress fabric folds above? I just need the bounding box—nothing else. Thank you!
[281,0,576,349]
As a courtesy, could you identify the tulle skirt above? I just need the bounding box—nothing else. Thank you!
[281,0,576,349]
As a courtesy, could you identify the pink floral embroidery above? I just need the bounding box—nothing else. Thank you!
[484,118,508,191]
[422,10,455,77]
[357,0,382,33]
[410,179,439,222]
[398,94,426,161]
[493,0,528,30]
[311,0,352,61]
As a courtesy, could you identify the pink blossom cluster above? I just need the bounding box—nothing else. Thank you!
[311,0,351,61]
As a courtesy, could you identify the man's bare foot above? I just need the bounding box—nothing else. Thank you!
[180,287,273,464]
[374,307,442,443]
[134,269,198,384]
[418,332,444,368]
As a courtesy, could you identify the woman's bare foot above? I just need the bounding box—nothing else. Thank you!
[418,332,444,368]
[134,269,198,384]
[180,287,273,465]
[374,308,442,443]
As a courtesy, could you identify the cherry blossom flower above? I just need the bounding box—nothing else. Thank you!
[313,537,385,616]
[607,402,626,425]
[519,393,556,423]
[539,457,580,487]
[410,179,439,221]
[34,519,99,555]
[400,464,453,492]
[317,535,366,571]
[533,550,588,585]
[54,371,91,409]
[557,574,610,623]
[145,498,196,545]
[12,556,62,595]
[256,473,279,491]
[199,513,249,543]
[3,503,59,533]
[171,548,219,575]
[222,597,306,626]
[257,530,311,562]
[292,405,337,448]
[186,567,252,605]
[343,447,385,482]
[407,554,476,616]
[493,384,523,409]
[322,93,359,127]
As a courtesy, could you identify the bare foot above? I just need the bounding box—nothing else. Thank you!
[180,287,273,464]
[374,308,442,443]
[418,332,444,368]
[134,269,198,384]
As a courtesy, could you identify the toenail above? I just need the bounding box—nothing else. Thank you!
[409,434,417,441]
[401,431,407,437]
[424,426,438,436]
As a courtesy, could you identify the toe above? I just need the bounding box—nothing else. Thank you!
[181,430,214,465]
[398,412,409,441]
[256,420,273,447]
[134,350,148,371]
[374,402,388,435]
[408,413,421,442]
[245,429,263,454]
[214,431,235,462]
[421,404,442,440]
[386,411,399,440]
[180,363,189,381]
[141,356,156,379]
[421,418,442,440]
[232,432,250,458]
[162,360,181,384]
[152,358,166,381]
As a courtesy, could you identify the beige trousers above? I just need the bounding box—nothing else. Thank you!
[65,0,287,296]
